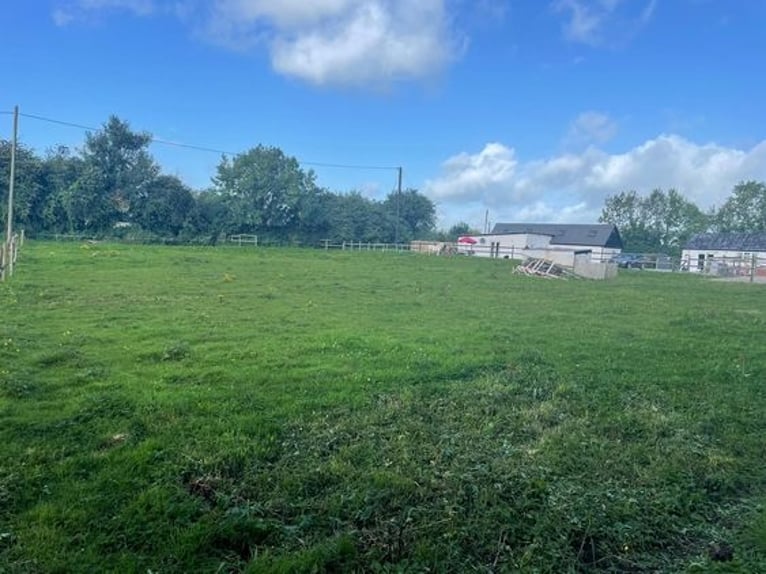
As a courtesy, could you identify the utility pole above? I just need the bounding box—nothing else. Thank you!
[395,166,402,245]
[4,105,18,279]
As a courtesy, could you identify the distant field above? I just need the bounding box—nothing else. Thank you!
[1,242,765,573]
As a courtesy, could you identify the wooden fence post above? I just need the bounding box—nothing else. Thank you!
[751,253,757,283]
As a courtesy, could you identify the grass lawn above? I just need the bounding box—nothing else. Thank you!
[1,241,765,573]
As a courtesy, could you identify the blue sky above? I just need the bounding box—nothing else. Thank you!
[3,0,766,229]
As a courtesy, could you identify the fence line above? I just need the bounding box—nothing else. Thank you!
[320,240,411,252]
[0,230,22,281]
[36,233,101,242]
[229,234,258,247]
[11,234,766,283]
[681,254,766,281]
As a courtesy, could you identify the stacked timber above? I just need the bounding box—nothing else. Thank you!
[513,257,578,279]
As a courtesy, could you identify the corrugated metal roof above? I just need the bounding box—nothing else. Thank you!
[490,223,623,249]
[684,232,766,251]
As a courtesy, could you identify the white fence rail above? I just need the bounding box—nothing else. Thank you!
[681,254,766,281]
[229,234,259,247]
[320,240,410,252]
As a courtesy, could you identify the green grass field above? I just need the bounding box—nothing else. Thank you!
[2,242,765,573]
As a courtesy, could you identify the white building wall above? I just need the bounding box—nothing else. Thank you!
[458,233,552,257]
[682,248,766,273]
[459,233,621,263]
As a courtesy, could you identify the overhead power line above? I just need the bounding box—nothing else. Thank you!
[15,112,401,172]
[18,112,98,132]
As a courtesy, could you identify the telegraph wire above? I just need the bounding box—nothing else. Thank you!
[18,112,97,132]
[15,111,401,173]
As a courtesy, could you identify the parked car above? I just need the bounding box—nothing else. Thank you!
[611,253,671,270]
[611,253,645,268]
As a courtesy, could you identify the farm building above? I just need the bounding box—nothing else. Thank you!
[457,223,623,265]
[682,232,766,274]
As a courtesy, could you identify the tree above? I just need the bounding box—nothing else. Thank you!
[213,146,318,238]
[643,188,708,252]
[383,188,436,242]
[40,146,85,233]
[61,168,113,231]
[446,222,478,241]
[295,188,334,244]
[599,189,708,255]
[181,191,230,243]
[0,140,45,233]
[600,190,655,252]
[319,192,387,243]
[66,116,159,231]
[715,181,766,232]
[134,175,195,236]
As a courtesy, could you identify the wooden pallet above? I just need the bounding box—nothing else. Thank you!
[513,257,579,279]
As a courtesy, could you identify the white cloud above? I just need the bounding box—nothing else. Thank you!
[54,0,462,87]
[565,111,618,146]
[204,0,461,87]
[79,0,155,13]
[52,0,156,25]
[553,0,602,44]
[640,0,658,24]
[425,143,518,202]
[424,135,766,227]
[52,8,75,26]
[209,0,356,28]
[514,200,591,223]
[552,0,656,45]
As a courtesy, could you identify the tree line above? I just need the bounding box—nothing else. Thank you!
[3,115,764,252]
[0,116,438,245]
[598,182,766,255]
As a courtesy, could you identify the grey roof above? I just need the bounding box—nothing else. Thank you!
[490,223,623,249]
[684,232,766,251]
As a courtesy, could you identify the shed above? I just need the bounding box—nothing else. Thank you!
[682,232,766,273]
[456,223,623,262]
